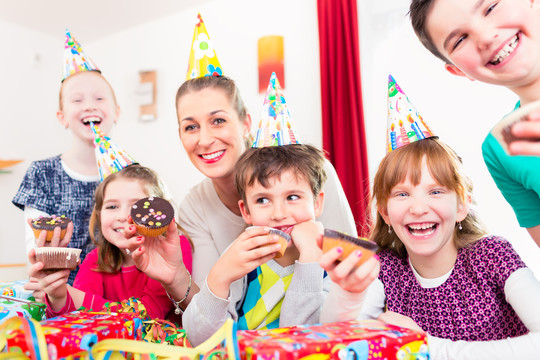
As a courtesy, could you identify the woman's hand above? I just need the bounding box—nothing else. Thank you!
[318,238,380,294]
[207,226,280,298]
[378,311,424,332]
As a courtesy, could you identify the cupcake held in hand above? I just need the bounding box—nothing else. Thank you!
[31,215,72,241]
[130,196,174,237]
[322,229,378,265]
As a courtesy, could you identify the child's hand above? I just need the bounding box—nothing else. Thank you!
[25,248,70,308]
[207,226,280,299]
[290,220,324,263]
[378,311,424,333]
[28,218,73,248]
[509,118,540,156]
[127,220,188,287]
[319,245,380,294]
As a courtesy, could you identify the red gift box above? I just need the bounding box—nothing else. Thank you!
[237,319,429,360]
[5,310,143,359]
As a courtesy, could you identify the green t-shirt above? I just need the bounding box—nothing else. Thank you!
[482,102,540,228]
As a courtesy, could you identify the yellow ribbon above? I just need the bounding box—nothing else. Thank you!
[1,316,238,360]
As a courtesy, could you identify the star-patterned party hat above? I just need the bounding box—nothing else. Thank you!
[186,13,223,80]
[252,72,301,148]
[91,123,137,181]
[387,75,436,152]
[62,29,100,82]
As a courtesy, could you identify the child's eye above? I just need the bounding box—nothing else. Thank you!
[430,189,445,195]
[485,2,498,15]
[287,195,300,201]
[256,198,269,204]
[393,192,408,198]
[452,35,467,51]
[104,205,117,210]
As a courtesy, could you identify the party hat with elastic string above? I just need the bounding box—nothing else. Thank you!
[91,123,137,181]
[386,75,436,152]
[186,13,223,80]
[252,72,301,148]
[62,29,100,81]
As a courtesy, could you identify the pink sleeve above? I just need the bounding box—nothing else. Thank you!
[180,235,193,274]
[45,290,78,318]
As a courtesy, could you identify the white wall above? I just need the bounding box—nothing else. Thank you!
[0,19,62,275]
[1,0,539,281]
[358,0,540,277]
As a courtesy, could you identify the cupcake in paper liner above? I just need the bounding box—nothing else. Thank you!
[30,215,72,241]
[246,226,291,258]
[35,247,82,270]
[130,197,174,237]
[322,229,378,265]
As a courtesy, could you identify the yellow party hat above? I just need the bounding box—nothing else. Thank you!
[186,13,223,80]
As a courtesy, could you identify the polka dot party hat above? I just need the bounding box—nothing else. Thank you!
[186,13,223,81]
[62,29,100,82]
[90,123,137,181]
[252,72,302,148]
[387,75,436,153]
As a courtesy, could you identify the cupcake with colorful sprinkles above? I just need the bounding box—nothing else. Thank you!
[130,196,174,237]
[30,215,72,241]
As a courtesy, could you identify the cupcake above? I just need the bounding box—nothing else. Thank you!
[130,196,174,237]
[267,228,291,258]
[31,215,72,241]
[35,247,81,270]
[322,229,378,265]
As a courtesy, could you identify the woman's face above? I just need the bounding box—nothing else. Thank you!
[177,87,251,180]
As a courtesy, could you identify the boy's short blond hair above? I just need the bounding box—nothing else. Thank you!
[235,144,327,206]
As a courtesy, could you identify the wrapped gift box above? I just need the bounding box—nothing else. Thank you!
[238,319,429,360]
[5,310,143,359]
[0,280,33,300]
[0,295,46,324]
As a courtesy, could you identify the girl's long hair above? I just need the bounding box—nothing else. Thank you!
[89,165,192,273]
[370,138,487,257]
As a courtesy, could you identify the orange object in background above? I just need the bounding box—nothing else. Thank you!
[258,36,284,93]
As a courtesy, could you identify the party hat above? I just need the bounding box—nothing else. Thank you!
[91,123,137,181]
[186,13,223,80]
[252,72,301,148]
[62,30,100,82]
[387,75,435,152]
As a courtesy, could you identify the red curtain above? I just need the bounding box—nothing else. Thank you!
[317,0,370,236]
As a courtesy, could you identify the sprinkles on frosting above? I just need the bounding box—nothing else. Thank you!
[131,197,173,229]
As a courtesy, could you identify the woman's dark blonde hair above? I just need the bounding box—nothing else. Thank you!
[371,138,486,257]
[89,164,192,273]
[175,76,252,147]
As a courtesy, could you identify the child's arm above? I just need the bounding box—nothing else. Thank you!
[318,244,381,323]
[279,261,329,327]
[207,226,280,298]
[182,227,281,346]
